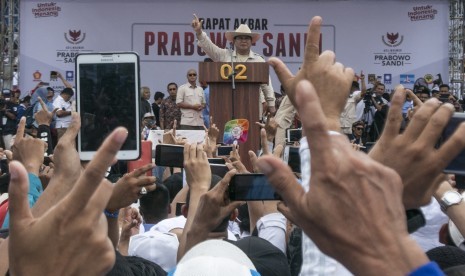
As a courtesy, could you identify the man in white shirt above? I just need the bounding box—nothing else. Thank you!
[53,87,74,141]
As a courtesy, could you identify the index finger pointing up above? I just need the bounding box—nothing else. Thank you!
[303,16,322,64]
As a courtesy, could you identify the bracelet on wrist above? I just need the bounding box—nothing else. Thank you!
[104,209,119,218]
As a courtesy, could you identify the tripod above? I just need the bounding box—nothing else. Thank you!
[361,100,380,143]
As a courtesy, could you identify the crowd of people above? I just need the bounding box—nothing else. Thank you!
[0,14,464,276]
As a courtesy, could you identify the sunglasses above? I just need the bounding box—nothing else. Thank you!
[355,127,364,131]
[188,73,197,76]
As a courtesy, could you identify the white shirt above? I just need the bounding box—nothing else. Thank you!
[410,199,448,252]
[53,95,72,128]
[299,136,353,276]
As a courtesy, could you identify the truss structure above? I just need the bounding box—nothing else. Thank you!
[0,0,19,92]
[449,0,464,96]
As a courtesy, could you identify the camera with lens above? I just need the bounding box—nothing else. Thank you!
[363,88,373,106]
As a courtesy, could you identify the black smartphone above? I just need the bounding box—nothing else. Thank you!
[210,164,229,178]
[155,144,184,168]
[283,146,300,173]
[439,113,465,175]
[217,146,233,156]
[175,202,185,216]
[50,71,57,80]
[229,174,281,201]
[43,156,53,166]
[208,158,226,165]
[76,52,141,161]
[0,228,9,239]
[439,94,450,103]
[286,128,302,143]
[455,175,465,190]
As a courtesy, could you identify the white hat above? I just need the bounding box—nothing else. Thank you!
[151,215,187,233]
[143,112,155,119]
[225,24,260,43]
[129,231,179,272]
[170,240,259,276]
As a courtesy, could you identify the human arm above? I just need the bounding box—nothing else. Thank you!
[257,80,430,275]
[184,170,240,255]
[117,207,142,255]
[176,86,204,111]
[434,180,465,240]
[7,127,129,275]
[54,97,71,117]
[192,14,230,61]
[177,143,211,260]
[369,84,465,209]
[105,163,156,213]
[261,78,276,115]
[406,88,422,107]
[56,71,73,88]
[268,16,353,132]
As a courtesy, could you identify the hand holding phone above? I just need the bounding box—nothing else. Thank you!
[155,144,184,168]
[228,174,281,201]
[76,52,141,161]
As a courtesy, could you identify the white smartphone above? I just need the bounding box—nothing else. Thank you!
[76,52,141,161]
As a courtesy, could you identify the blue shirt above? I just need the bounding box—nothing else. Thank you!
[2,173,43,228]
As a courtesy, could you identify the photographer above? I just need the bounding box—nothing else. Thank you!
[339,71,366,135]
[0,92,18,150]
[368,82,389,142]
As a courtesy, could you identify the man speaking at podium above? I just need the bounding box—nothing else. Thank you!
[191,14,276,115]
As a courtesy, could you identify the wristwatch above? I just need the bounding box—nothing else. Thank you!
[440,190,463,212]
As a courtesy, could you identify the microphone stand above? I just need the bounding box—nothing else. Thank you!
[229,42,236,120]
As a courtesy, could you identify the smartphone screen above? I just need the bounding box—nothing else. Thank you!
[286,128,302,143]
[155,144,184,168]
[229,174,281,201]
[217,146,233,156]
[210,164,229,178]
[439,113,465,175]
[208,158,226,165]
[175,202,185,216]
[76,52,140,161]
[455,175,465,190]
[283,146,300,173]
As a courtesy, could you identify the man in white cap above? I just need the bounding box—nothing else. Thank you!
[191,14,276,115]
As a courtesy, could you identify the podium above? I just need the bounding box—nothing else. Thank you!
[199,62,270,170]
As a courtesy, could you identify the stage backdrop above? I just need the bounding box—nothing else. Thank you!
[20,0,448,98]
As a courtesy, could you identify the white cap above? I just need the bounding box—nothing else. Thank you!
[129,230,179,272]
[172,240,258,276]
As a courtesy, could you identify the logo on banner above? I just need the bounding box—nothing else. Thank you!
[384,74,392,84]
[66,71,74,82]
[65,30,86,45]
[33,70,42,82]
[374,31,412,67]
[368,74,376,84]
[32,2,61,18]
[57,29,93,64]
[400,74,415,84]
[382,32,403,47]
[408,5,438,21]
[424,74,434,84]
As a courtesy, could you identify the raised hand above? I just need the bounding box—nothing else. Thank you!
[191,14,203,36]
[8,127,129,275]
[257,80,428,275]
[269,16,354,131]
[369,85,465,208]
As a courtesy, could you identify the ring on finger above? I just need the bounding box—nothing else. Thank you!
[139,187,147,195]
